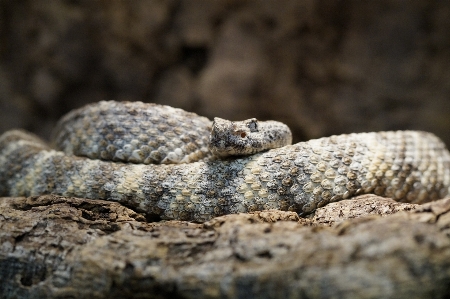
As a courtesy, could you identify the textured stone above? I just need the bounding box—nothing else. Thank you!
[1,194,450,298]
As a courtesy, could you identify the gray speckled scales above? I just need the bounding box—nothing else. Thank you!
[1,129,450,222]
[53,101,213,164]
[52,101,293,164]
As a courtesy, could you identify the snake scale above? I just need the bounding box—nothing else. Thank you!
[1,101,450,222]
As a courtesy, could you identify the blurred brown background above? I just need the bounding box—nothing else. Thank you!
[0,0,449,145]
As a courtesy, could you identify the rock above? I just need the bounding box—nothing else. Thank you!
[303,194,420,226]
[1,194,449,298]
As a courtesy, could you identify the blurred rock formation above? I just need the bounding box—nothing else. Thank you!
[0,0,449,144]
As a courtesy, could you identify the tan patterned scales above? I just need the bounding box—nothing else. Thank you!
[1,101,449,222]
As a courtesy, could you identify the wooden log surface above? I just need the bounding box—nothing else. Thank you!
[1,194,450,298]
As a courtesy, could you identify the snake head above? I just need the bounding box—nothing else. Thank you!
[209,117,292,158]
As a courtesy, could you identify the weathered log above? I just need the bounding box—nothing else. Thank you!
[1,194,450,298]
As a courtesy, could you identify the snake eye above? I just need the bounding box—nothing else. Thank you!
[247,118,258,132]
[240,132,247,138]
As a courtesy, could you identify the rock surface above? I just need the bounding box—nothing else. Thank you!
[1,194,450,298]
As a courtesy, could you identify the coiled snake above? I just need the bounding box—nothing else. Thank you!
[1,101,449,222]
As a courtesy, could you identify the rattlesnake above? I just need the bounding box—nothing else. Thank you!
[1,101,450,222]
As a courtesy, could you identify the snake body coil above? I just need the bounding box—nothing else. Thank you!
[1,101,450,222]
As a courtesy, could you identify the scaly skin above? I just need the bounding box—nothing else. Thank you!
[52,101,292,164]
[1,124,449,222]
